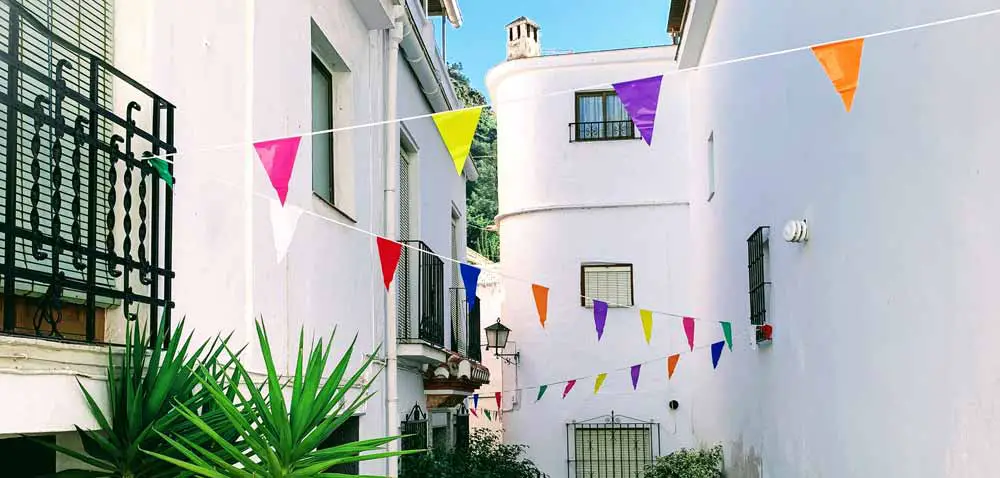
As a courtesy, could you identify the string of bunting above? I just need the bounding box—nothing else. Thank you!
[464,329,753,419]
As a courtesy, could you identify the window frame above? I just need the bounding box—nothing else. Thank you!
[572,91,636,142]
[311,53,336,205]
[579,263,635,308]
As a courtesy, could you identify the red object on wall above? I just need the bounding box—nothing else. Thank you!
[760,324,774,341]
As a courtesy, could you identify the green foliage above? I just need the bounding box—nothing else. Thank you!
[147,320,411,477]
[644,444,725,478]
[449,63,499,262]
[400,429,545,478]
[36,319,237,478]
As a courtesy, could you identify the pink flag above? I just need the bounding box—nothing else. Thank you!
[562,380,577,399]
[683,317,695,351]
[254,137,301,205]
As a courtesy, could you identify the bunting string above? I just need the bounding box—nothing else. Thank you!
[147,6,1000,166]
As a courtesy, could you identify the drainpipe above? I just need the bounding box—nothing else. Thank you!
[384,4,404,477]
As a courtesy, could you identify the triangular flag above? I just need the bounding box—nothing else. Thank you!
[432,106,483,175]
[667,354,680,379]
[721,321,733,351]
[630,364,641,390]
[148,157,174,188]
[253,136,301,205]
[469,408,478,418]
[536,385,548,402]
[376,237,403,290]
[460,264,481,308]
[593,300,608,341]
[484,409,492,421]
[562,380,577,399]
[594,373,608,394]
[472,393,479,409]
[711,340,725,369]
[532,284,549,328]
[612,75,663,145]
[269,200,303,263]
[683,317,695,351]
[495,391,502,409]
[811,38,864,112]
[640,309,653,344]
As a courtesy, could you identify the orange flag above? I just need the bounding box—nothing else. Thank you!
[532,284,549,328]
[811,38,864,112]
[667,354,680,379]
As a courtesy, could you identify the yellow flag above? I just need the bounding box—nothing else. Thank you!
[594,373,608,394]
[640,309,653,344]
[432,106,483,176]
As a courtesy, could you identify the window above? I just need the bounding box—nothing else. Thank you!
[0,436,55,476]
[401,404,428,471]
[707,131,716,201]
[312,54,335,204]
[747,226,770,342]
[567,417,659,478]
[431,411,451,451]
[320,416,360,475]
[572,91,635,141]
[581,264,634,308]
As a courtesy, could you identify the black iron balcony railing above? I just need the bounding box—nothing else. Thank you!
[0,0,176,344]
[398,240,444,348]
[568,120,640,142]
[449,287,482,363]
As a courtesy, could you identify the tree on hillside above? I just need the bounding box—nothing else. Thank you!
[449,63,499,261]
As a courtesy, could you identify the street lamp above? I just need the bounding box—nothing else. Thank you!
[484,318,519,365]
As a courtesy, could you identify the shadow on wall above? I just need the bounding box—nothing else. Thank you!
[726,437,763,478]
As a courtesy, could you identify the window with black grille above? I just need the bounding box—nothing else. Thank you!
[320,415,360,475]
[581,263,634,308]
[747,226,770,342]
[400,404,428,471]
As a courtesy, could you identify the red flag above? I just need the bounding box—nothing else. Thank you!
[253,136,301,205]
[562,380,577,399]
[376,237,403,290]
[532,284,549,328]
[495,391,502,409]
[469,408,478,417]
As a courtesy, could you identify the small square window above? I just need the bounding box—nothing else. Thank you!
[580,264,634,308]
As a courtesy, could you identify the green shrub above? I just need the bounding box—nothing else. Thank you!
[401,429,545,478]
[644,444,725,478]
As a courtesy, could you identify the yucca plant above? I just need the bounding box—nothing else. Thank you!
[147,320,414,477]
[36,318,242,477]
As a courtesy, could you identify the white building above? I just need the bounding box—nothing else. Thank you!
[0,0,487,475]
[489,1,1000,476]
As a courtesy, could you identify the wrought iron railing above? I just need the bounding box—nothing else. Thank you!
[0,0,175,343]
[568,120,639,142]
[398,240,444,348]
[567,412,661,478]
[449,287,482,362]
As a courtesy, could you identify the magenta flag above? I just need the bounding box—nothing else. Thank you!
[683,317,695,351]
[612,75,663,145]
[593,300,608,341]
[630,364,641,390]
[254,136,301,205]
[562,380,577,399]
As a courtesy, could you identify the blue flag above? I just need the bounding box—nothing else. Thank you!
[460,263,481,308]
[473,393,479,409]
[711,341,725,369]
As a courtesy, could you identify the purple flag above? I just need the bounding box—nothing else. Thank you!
[630,364,641,390]
[593,300,608,341]
[612,75,663,145]
[460,263,481,308]
[711,341,725,369]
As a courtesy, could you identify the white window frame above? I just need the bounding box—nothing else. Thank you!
[580,263,634,308]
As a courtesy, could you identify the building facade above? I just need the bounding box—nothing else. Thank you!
[0,0,486,475]
[490,1,1000,477]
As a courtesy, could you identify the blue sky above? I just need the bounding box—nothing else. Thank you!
[444,0,673,94]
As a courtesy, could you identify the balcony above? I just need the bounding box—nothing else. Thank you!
[397,240,445,363]
[568,120,640,142]
[0,1,175,344]
[448,287,481,363]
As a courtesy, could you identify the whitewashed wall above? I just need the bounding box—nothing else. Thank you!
[486,46,718,477]
[680,0,1000,476]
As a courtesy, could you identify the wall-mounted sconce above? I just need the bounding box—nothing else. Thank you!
[485,318,520,365]
[782,219,809,243]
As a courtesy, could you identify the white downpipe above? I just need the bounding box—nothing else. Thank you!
[385,5,404,477]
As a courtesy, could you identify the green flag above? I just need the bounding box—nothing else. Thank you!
[149,157,174,188]
[536,384,548,402]
[721,322,733,350]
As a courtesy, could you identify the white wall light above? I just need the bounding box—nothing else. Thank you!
[782,219,809,243]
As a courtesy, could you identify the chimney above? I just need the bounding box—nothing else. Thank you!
[506,17,541,61]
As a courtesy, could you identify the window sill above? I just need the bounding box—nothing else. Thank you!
[312,193,358,224]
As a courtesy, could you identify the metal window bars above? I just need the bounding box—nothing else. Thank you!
[747,226,770,343]
[566,412,660,478]
[569,120,640,142]
[398,240,444,348]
